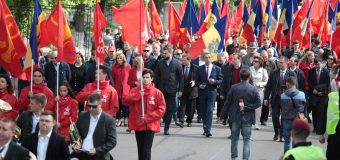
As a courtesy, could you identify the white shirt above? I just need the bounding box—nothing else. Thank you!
[0,141,10,159]
[82,111,102,151]
[32,113,40,133]
[53,62,60,71]
[37,130,52,160]
[198,59,205,66]
[206,64,213,78]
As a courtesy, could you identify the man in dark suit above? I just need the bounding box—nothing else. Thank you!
[0,118,31,160]
[154,44,184,135]
[289,56,306,92]
[308,58,330,135]
[220,54,250,127]
[264,56,297,141]
[16,93,46,143]
[44,51,71,94]
[22,111,70,160]
[196,52,222,137]
[72,93,117,160]
[178,54,198,127]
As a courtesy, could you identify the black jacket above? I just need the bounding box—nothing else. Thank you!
[70,63,87,94]
[75,111,117,160]
[4,141,30,160]
[154,58,184,93]
[144,56,158,71]
[220,64,250,97]
[292,68,306,93]
[182,64,198,99]
[264,69,297,101]
[22,131,70,160]
[44,61,71,94]
[16,111,40,143]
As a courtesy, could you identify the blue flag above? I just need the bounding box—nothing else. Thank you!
[29,0,43,64]
[180,0,200,34]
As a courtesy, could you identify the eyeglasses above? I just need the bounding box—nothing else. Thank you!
[143,50,150,52]
[88,104,98,109]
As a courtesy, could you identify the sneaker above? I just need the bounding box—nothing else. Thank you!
[254,124,260,130]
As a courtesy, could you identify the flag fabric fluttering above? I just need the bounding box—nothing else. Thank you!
[44,0,76,64]
[198,0,206,25]
[113,0,151,53]
[230,1,244,36]
[23,0,44,81]
[241,0,261,44]
[291,0,314,47]
[331,1,340,57]
[188,16,227,58]
[0,0,27,78]
[180,0,200,35]
[92,0,107,64]
[168,0,191,48]
[150,0,163,36]
[196,0,220,35]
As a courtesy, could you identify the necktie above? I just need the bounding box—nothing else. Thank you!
[184,66,189,79]
[206,66,209,79]
[279,71,284,94]
[316,70,320,85]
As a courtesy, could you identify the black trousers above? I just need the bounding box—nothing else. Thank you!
[178,94,196,123]
[327,130,340,160]
[260,103,269,122]
[271,95,282,136]
[135,130,155,160]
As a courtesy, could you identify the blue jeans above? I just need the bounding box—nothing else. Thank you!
[231,121,252,160]
[199,91,217,133]
[282,119,293,153]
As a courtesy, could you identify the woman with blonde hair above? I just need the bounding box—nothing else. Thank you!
[112,52,131,126]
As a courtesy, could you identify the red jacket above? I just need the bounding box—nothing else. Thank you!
[18,83,55,111]
[76,80,119,116]
[51,96,78,141]
[111,64,131,99]
[0,90,19,120]
[127,67,148,88]
[299,62,315,91]
[122,83,165,132]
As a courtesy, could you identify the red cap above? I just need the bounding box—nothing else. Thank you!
[293,118,311,134]
[108,46,116,52]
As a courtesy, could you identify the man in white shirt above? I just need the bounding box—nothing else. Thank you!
[22,111,70,160]
[0,118,31,160]
[72,93,117,160]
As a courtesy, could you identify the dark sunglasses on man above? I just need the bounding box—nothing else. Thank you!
[88,104,98,109]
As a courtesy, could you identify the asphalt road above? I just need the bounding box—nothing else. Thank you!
[111,117,327,160]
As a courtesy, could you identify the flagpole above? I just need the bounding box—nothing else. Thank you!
[140,59,144,122]
[30,59,34,92]
[289,27,292,48]
[97,58,100,91]
[309,20,312,50]
[56,65,59,125]
[330,32,333,49]
[140,0,144,122]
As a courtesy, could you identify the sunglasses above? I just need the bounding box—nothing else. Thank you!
[88,104,98,109]
[143,50,150,52]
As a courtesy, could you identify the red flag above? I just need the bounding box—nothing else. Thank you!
[150,0,163,36]
[220,0,231,39]
[92,0,107,64]
[168,1,191,47]
[179,0,187,19]
[231,1,244,35]
[205,0,211,15]
[44,0,76,64]
[113,0,150,52]
[291,0,313,45]
[0,0,27,78]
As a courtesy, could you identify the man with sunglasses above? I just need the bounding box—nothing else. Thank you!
[72,93,117,160]
[22,111,70,160]
[18,68,54,112]
[142,45,157,71]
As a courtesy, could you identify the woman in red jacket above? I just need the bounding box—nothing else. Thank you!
[112,52,131,126]
[127,56,148,88]
[18,68,55,112]
[123,70,165,160]
[52,82,78,142]
[0,74,19,120]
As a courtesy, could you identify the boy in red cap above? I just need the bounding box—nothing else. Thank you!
[282,118,326,160]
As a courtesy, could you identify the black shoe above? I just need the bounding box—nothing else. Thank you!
[187,123,192,127]
[175,122,184,128]
[222,119,227,126]
[227,135,232,139]
[197,118,202,123]
[202,132,206,135]
[260,121,267,126]
[279,137,284,142]
[205,132,212,137]
[164,128,169,135]
[273,134,279,141]
[126,129,131,133]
